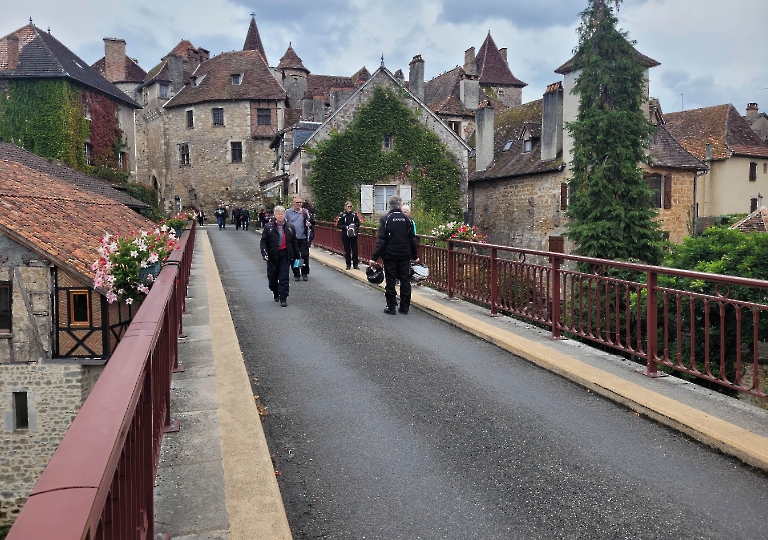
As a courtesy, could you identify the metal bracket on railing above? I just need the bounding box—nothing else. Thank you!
[637,367,668,378]
[164,419,181,433]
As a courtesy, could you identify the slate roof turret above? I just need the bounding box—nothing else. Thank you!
[277,45,309,73]
[475,32,526,88]
[243,16,268,64]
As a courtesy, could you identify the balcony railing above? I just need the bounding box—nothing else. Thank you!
[8,223,196,540]
[313,221,768,400]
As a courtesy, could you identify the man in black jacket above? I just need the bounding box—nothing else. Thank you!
[260,206,300,307]
[369,195,419,315]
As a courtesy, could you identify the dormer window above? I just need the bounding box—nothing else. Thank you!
[523,139,532,153]
[159,84,168,99]
[232,74,241,85]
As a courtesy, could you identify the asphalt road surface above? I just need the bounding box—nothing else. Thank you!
[208,228,768,540]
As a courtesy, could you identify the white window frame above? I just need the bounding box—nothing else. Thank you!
[400,185,412,205]
[374,185,396,213]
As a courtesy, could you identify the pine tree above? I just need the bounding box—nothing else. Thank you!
[565,0,663,264]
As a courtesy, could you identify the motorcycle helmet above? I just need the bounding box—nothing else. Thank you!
[409,262,430,283]
[366,264,384,284]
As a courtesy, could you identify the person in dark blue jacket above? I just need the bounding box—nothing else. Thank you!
[260,206,300,307]
[369,195,419,315]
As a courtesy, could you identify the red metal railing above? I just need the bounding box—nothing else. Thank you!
[8,223,196,540]
[313,222,768,400]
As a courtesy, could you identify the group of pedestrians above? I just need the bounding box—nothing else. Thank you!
[260,197,315,307]
[259,195,419,314]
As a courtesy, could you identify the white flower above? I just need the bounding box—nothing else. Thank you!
[130,250,138,258]
[125,298,134,305]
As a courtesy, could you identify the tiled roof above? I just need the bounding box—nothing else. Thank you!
[649,125,708,170]
[165,50,286,108]
[277,45,308,72]
[351,67,370,85]
[143,60,171,84]
[424,67,469,116]
[0,159,155,284]
[91,55,147,83]
[0,24,140,108]
[243,16,267,64]
[0,142,150,210]
[469,99,563,182]
[555,46,660,74]
[307,74,354,102]
[730,206,768,234]
[664,104,768,161]
[170,40,198,61]
[475,33,526,87]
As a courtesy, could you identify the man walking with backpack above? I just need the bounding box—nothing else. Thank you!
[369,195,419,315]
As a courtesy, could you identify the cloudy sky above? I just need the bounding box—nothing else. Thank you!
[6,0,768,114]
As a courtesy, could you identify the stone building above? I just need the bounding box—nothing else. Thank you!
[665,104,768,223]
[0,148,155,525]
[745,103,768,143]
[0,22,141,176]
[286,64,472,219]
[469,45,707,251]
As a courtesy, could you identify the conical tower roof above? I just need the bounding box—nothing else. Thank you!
[277,44,309,73]
[243,15,267,64]
[475,32,526,87]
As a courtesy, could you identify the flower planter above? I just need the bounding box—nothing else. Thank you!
[174,227,184,238]
[139,262,161,283]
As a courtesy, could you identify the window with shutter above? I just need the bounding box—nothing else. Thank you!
[560,183,568,210]
[663,174,672,209]
[360,185,374,213]
[400,185,412,205]
[749,162,757,181]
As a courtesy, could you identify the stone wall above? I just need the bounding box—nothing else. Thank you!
[470,170,570,252]
[646,166,695,244]
[0,363,87,525]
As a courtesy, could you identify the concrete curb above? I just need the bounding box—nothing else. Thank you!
[309,247,768,472]
[201,231,293,540]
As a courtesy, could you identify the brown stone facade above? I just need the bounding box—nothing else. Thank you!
[644,166,695,244]
[140,99,282,215]
[470,170,569,252]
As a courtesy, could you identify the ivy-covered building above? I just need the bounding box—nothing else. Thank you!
[285,64,472,220]
[0,22,141,176]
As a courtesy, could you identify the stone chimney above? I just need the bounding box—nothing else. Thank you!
[330,86,354,112]
[5,35,19,70]
[475,103,495,172]
[313,94,325,123]
[746,102,759,121]
[408,55,425,102]
[541,82,563,162]
[499,48,508,65]
[393,69,405,84]
[103,38,126,82]
[460,74,479,111]
[165,54,185,92]
[302,95,313,120]
[705,143,713,161]
[463,47,477,76]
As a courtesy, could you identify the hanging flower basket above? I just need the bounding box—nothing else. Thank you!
[92,228,178,305]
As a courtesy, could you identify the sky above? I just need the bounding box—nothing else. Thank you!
[5,0,768,115]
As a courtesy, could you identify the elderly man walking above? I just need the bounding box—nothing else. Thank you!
[285,196,314,281]
[369,195,419,315]
[260,206,299,307]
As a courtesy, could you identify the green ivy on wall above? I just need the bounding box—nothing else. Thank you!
[307,86,462,220]
[0,79,90,169]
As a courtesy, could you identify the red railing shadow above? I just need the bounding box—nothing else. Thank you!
[8,223,196,540]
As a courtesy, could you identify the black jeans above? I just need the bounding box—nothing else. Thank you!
[341,233,359,267]
[384,258,411,309]
[267,249,291,299]
[293,238,310,276]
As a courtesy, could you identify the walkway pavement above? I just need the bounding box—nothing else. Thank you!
[154,229,768,539]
